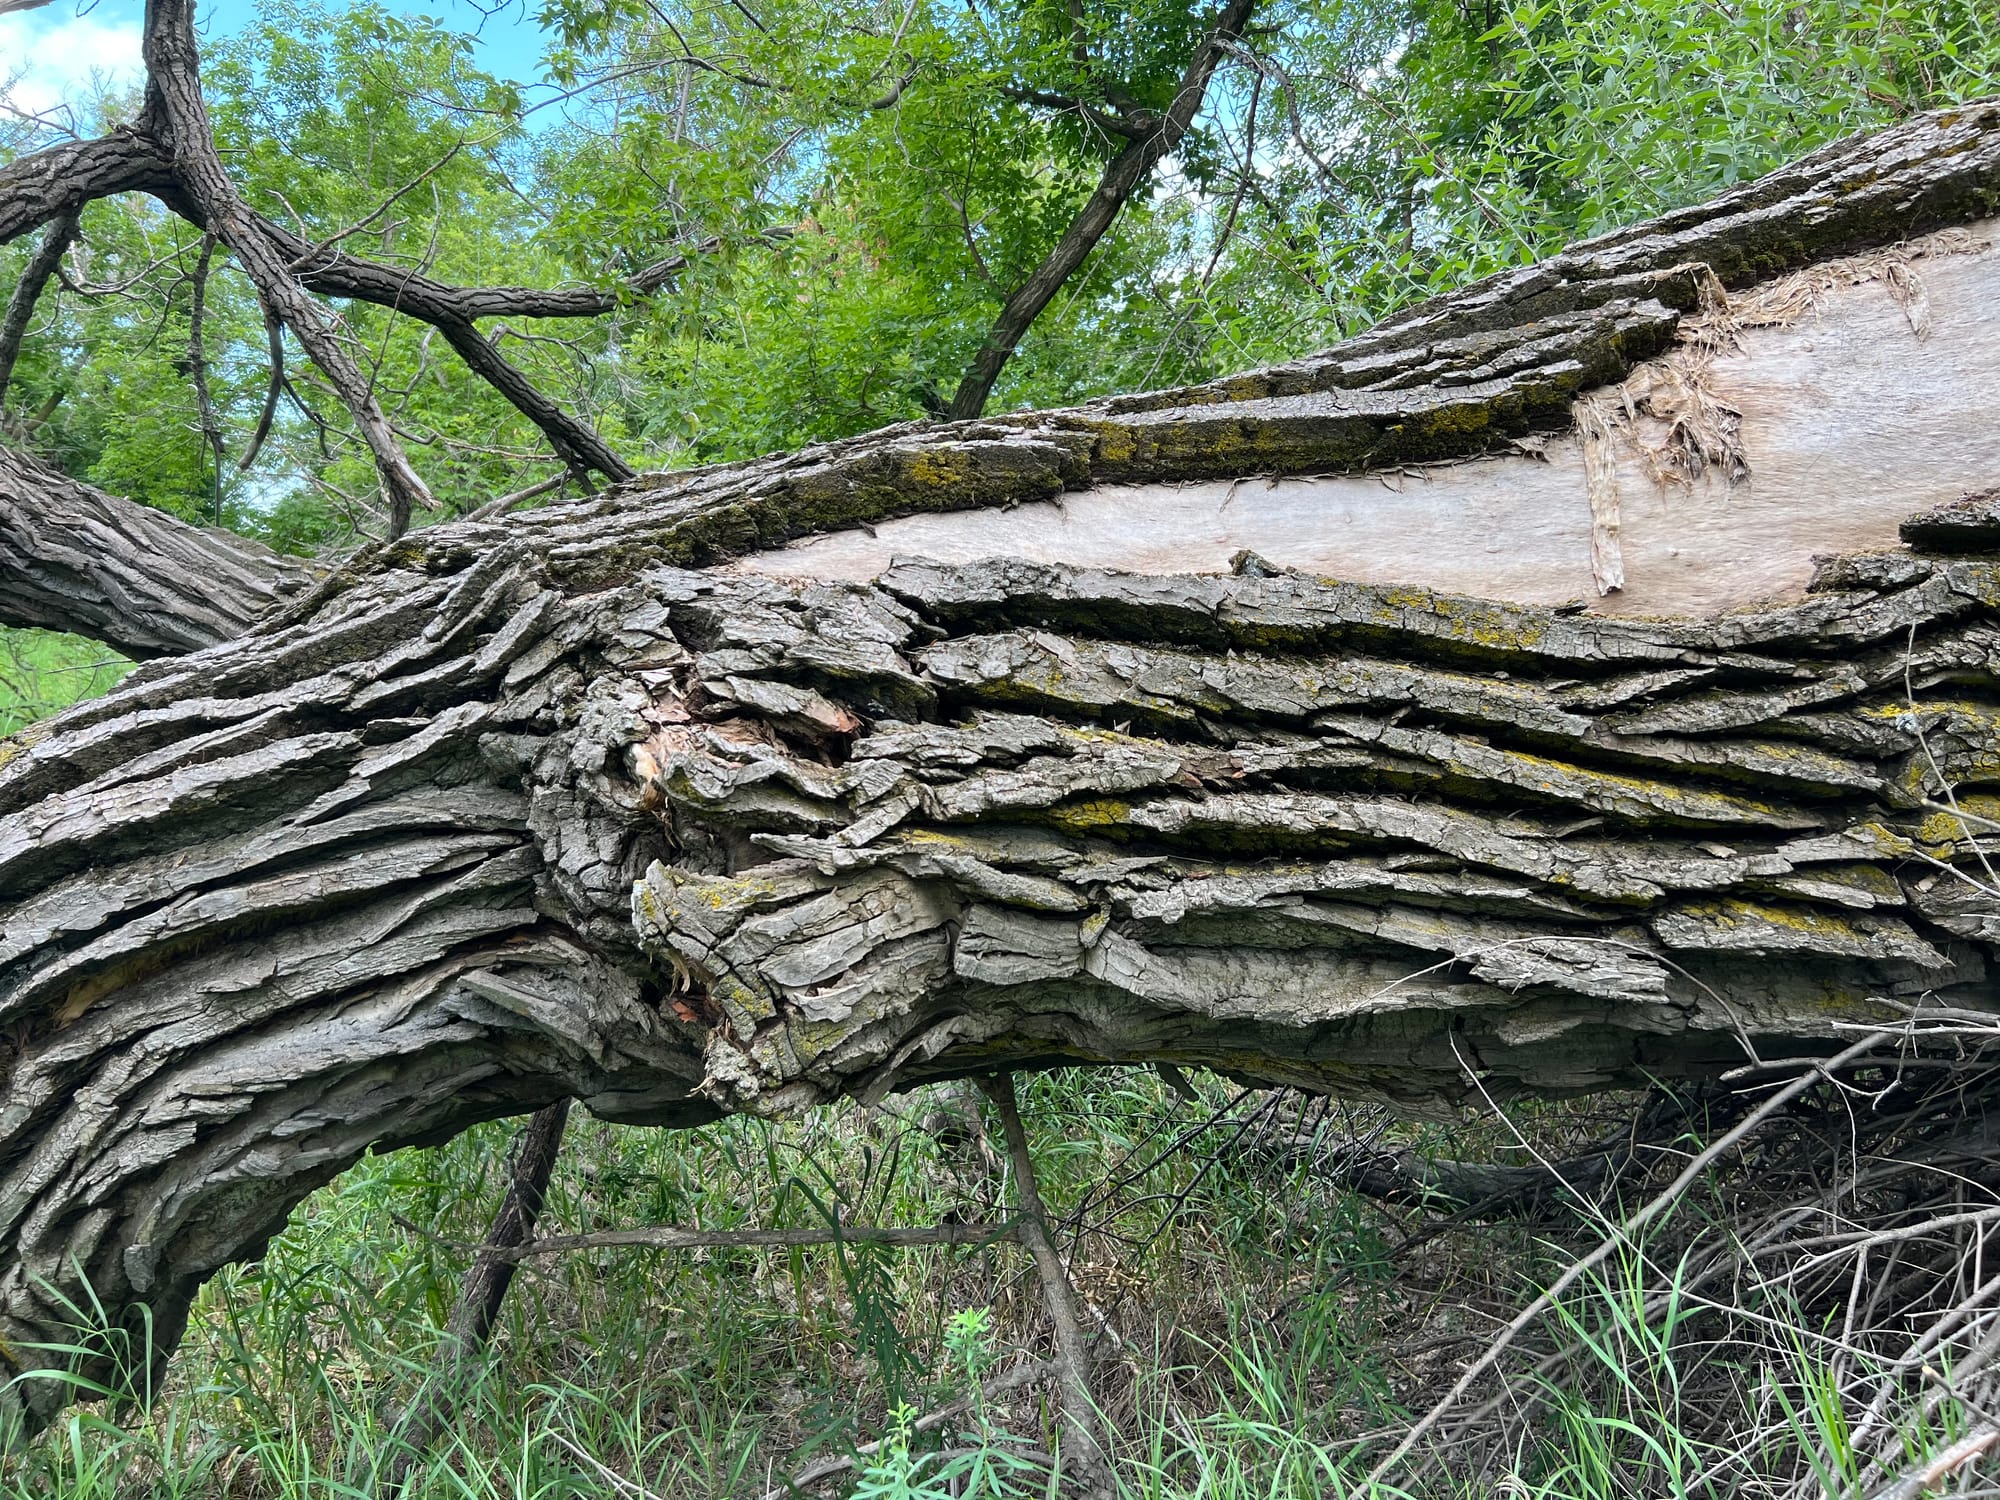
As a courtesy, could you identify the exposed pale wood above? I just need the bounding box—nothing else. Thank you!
[1,103,1998,1443]
[740,224,2000,616]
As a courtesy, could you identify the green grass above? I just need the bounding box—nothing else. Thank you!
[0,627,130,737]
[3,1070,1989,1500]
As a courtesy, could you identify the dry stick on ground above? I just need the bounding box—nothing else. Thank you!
[979,1071,1113,1497]
[386,1097,573,1490]
[1870,1422,2000,1500]
[1365,1029,1898,1485]
[0,206,76,410]
[946,0,1258,418]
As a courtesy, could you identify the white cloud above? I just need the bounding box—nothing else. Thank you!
[0,2,145,120]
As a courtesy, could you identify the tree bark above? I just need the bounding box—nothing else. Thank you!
[0,445,316,656]
[1,101,1998,1441]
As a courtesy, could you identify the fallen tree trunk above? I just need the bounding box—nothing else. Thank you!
[1,102,1998,1439]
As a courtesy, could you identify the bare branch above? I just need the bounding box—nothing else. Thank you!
[949,0,1260,419]
[0,206,77,408]
[0,127,175,248]
[387,1099,572,1489]
[141,0,435,534]
[499,1218,1019,1262]
[1365,1031,1897,1483]
[237,311,284,472]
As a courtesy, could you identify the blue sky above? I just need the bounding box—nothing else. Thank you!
[0,0,556,119]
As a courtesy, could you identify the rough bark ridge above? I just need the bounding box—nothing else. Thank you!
[0,446,316,657]
[1,103,1998,1439]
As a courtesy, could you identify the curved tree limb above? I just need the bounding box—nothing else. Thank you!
[0,129,178,250]
[237,311,285,473]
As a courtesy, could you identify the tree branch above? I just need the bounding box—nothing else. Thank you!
[186,233,226,523]
[980,1072,1111,1495]
[0,65,740,491]
[0,206,77,409]
[237,310,284,472]
[0,443,316,655]
[388,1098,571,1488]
[0,128,176,249]
[142,0,437,536]
[948,0,1259,419]
[498,1219,1019,1261]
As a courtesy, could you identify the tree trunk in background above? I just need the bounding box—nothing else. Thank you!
[1,103,1998,1440]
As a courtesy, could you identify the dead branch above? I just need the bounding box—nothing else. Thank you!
[238,311,284,472]
[142,0,435,534]
[0,206,76,409]
[1367,1030,1898,1484]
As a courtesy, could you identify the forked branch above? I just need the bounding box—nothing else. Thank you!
[947,0,1260,419]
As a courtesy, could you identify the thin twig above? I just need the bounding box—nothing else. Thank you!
[495,1219,1020,1262]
